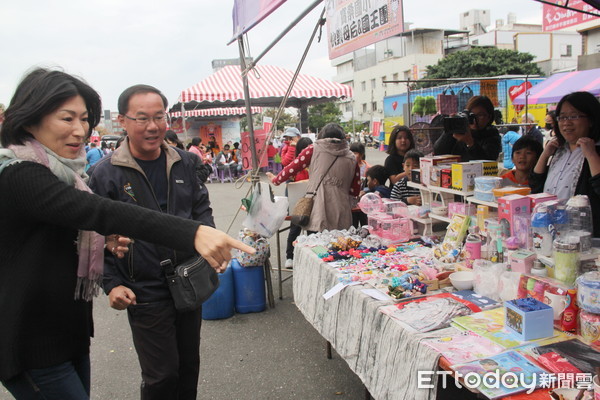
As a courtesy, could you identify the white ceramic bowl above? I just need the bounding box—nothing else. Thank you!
[431,206,448,216]
[450,271,474,290]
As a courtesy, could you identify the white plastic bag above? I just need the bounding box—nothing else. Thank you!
[242,182,288,238]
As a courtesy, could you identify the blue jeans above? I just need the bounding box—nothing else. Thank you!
[2,354,90,400]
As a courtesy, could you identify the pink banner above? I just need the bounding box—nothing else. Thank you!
[263,116,273,133]
[543,0,599,31]
[326,0,404,59]
[371,119,381,136]
[230,0,287,43]
[241,130,268,170]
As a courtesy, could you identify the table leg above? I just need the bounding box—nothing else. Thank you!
[276,228,283,300]
[264,258,275,308]
[326,341,332,359]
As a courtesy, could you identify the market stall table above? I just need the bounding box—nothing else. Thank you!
[293,244,455,400]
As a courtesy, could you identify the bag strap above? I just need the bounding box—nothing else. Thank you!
[122,167,176,274]
[308,156,339,196]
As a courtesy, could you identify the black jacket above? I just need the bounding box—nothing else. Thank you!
[434,125,501,162]
[89,139,214,302]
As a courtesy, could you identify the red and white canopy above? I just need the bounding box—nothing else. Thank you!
[169,107,263,118]
[178,65,353,109]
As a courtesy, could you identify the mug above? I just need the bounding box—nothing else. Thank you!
[544,291,568,320]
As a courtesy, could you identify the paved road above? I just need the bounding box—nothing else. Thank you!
[1,146,387,400]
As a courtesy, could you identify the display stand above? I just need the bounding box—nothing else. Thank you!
[407,181,474,230]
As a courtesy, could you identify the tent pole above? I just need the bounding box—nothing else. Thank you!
[238,36,260,180]
[181,102,188,143]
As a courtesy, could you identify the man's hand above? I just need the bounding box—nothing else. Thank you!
[108,285,137,310]
[194,226,255,273]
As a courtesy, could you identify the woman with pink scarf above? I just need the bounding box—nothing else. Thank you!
[0,68,253,400]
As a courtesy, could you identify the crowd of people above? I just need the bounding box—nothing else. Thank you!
[2,65,600,400]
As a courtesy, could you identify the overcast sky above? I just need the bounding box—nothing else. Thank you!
[0,0,543,111]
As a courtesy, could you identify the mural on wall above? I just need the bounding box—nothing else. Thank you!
[382,78,547,149]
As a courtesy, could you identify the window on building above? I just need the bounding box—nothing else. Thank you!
[403,70,411,80]
[561,44,572,57]
[345,103,352,112]
[370,79,376,89]
[361,81,366,91]
[381,76,387,85]
[362,103,367,113]
[372,101,378,112]
[393,73,399,84]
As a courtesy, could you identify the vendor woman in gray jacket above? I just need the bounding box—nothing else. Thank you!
[269,123,361,232]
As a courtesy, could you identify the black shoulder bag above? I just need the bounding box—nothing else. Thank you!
[122,167,218,312]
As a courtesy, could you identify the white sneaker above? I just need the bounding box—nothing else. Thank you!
[284,259,294,269]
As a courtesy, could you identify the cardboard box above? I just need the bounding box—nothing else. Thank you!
[509,250,537,273]
[505,298,554,341]
[430,164,452,187]
[471,160,498,176]
[498,194,530,237]
[420,155,461,187]
[451,162,482,192]
[411,169,421,184]
[527,193,558,209]
[440,169,452,188]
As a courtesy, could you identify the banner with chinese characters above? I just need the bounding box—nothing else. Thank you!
[326,0,404,59]
[241,130,268,170]
[543,0,599,31]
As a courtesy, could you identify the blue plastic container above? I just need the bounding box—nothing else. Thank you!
[202,264,235,320]
[231,258,266,313]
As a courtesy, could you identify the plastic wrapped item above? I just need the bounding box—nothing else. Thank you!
[473,260,506,301]
[474,190,496,202]
[553,237,579,286]
[531,204,553,257]
[498,271,522,302]
[474,176,502,192]
[492,186,532,198]
[242,182,288,238]
[577,271,600,314]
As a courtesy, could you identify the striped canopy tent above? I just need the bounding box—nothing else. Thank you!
[171,65,353,129]
[513,68,600,105]
[168,106,263,118]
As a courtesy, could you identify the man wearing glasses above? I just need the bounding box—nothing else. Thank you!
[89,85,214,400]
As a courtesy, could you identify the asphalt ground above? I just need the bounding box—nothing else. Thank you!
[0,145,386,400]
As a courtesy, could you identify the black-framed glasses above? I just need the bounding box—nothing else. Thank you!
[124,114,167,126]
[557,114,588,122]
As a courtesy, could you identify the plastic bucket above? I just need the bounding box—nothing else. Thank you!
[231,259,266,313]
[202,264,235,320]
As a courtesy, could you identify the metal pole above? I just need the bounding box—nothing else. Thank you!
[407,79,412,126]
[238,37,260,178]
[525,74,529,120]
[180,101,188,142]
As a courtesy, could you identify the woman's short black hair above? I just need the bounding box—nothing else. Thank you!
[366,165,390,186]
[117,84,168,115]
[466,96,495,119]
[295,137,313,156]
[191,137,201,146]
[165,130,184,149]
[512,136,543,159]
[554,91,600,145]
[1,68,102,146]
[349,142,366,160]
[386,125,415,155]
[318,123,346,140]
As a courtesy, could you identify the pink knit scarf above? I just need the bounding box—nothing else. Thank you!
[8,139,105,301]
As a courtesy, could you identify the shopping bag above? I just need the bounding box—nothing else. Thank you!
[436,87,458,115]
[457,85,473,111]
[242,182,288,238]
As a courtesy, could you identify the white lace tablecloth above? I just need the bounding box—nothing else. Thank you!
[293,245,457,400]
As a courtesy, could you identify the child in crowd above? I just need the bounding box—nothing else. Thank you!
[501,136,543,186]
[350,142,370,187]
[391,149,423,205]
[363,165,391,198]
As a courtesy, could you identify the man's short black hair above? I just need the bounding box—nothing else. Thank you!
[366,165,389,186]
[512,136,543,159]
[117,84,168,115]
[403,149,423,163]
